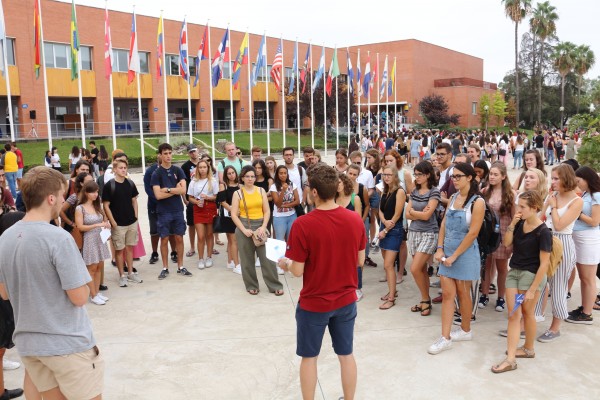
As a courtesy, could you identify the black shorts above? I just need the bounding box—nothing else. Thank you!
[186,203,194,227]
[148,207,158,236]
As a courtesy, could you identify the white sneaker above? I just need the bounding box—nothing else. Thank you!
[277,266,284,275]
[90,295,106,306]
[3,359,20,370]
[205,257,213,268]
[97,293,109,302]
[119,276,128,287]
[428,336,452,355]
[356,289,363,302]
[197,259,205,270]
[233,264,242,275]
[128,274,143,283]
[227,261,235,269]
[535,315,546,323]
[450,327,473,342]
[255,258,261,267]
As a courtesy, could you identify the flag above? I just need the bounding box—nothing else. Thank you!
[325,47,340,97]
[389,58,396,97]
[300,45,310,93]
[357,51,362,97]
[156,16,164,80]
[289,41,297,94]
[70,1,79,81]
[193,25,209,87]
[211,27,229,87]
[127,11,140,85]
[270,40,283,92]
[362,54,371,98]
[379,55,388,99]
[251,34,266,87]
[312,46,325,94]
[33,0,42,79]
[371,56,378,93]
[179,18,189,81]
[347,49,354,94]
[509,294,525,317]
[104,6,113,80]
[231,32,249,89]
[0,1,7,77]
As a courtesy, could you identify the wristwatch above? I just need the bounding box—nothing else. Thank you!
[167,188,171,193]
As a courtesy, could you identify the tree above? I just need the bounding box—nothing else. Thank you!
[530,1,558,125]
[573,45,596,113]
[478,94,492,128]
[418,94,460,127]
[505,98,517,128]
[492,91,508,128]
[553,41,577,126]
[503,0,533,128]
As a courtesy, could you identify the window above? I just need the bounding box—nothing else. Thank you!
[251,63,271,82]
[6,38,15,66]
[112,49,149,74]
[166,54,197,78]
[43,42,92,70]
[222,61,231,80]
[472,102,477,115]
[284,67,293,80]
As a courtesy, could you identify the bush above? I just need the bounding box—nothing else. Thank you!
[577,134,600,170]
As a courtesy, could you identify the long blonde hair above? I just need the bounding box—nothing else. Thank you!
[382,165,400,194]
[193,160,214,193]
[528,168,548,200]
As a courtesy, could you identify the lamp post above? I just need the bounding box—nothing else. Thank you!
[484,105,489,131]
[559,106,565,128]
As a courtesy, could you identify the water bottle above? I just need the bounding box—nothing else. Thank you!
[494,223,500,233]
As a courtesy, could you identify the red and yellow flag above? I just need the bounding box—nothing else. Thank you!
[33,0,41,79]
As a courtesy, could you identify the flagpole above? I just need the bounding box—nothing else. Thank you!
[105,1,116,150]
[296,39,300,155]
[185,17,193,144]
[161,11,169,143]
[264,32,270,156]
[358,49,361,136]
[247,28,253,152]
[367,51,370,136]
[385,55,389,134]
[346,48,350,141]
[334,46,338,150]
[323,44,327,157]
[133,8,145,172]
[37,0,53,149]
[227,24,234,142]
[281,37,285,148]
[1,4,14,141]
[77,50,85,148]
[207,21,215,161]
[376,52,379,134]
[394,56,397,133]
[309,41,314,150]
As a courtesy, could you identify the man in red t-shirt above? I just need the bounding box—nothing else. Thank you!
[11,143,24,188]
[279,164,366,400]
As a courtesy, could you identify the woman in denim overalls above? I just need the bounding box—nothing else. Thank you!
[429,163,485,355]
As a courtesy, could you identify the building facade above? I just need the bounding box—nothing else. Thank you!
[0,0,497,139]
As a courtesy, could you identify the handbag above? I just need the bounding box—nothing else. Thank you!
[295,204,305,216]
[213,204,235,233]
[498,149,507,156]
[240,188,270,247]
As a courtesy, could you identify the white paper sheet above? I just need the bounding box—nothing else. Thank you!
[100,228,112,244]
[265,238,287,263]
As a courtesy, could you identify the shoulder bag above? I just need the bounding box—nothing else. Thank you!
[240,188,270,247]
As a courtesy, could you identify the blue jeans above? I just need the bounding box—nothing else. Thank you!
[513,150,523,169]
[273,213,297,241]
[547,150,555,165]
[5,171,17,198]
[364,216,370,257]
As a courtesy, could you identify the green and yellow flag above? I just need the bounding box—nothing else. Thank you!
[70,0,79,80]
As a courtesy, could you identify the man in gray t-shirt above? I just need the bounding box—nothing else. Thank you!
[0,167,104,400]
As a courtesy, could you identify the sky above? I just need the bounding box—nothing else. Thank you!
[59,0,599,84]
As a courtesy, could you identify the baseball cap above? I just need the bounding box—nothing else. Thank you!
[187,144,197,152]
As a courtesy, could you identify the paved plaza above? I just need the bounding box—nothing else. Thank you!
[2,157,599,399]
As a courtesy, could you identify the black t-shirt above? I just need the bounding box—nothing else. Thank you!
[510,222,553,274]
[102,179,139,226]
[181,160,198,187]
[297,161,308,171]
[451,139,461,153]
[90,148,99,164]
[534,134,544,148]
[151,165,186,214]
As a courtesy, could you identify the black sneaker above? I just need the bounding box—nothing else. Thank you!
[478,294,489,309]
[99,284,108,291]
[495,297,506,312]
[171,251,178,263]
[427,266,434,277]
[158,269,169,280]
[177,267,192,277]
[569,306,583,317]
[2,388,24,400]
[453,315,476,325]
[149,252,159,264]
[567,291,572,299]
[566,312,593,325]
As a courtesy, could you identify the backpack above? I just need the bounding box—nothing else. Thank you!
[220,158,244,171]
[466,194,501,255]
[547,235,563,277]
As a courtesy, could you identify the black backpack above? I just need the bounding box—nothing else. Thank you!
[467,194,501,255]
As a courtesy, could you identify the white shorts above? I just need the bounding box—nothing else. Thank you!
[572,229,600,265]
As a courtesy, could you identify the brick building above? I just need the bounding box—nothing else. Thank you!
[0,0,497,139]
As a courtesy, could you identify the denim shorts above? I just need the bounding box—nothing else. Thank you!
[369,192,381,209]
[296,302,357,358]
[157,212,187,238]
[379,223,403,252]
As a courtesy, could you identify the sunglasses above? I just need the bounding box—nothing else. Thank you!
[236,152,241,156]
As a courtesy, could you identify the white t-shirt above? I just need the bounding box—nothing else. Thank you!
[438,165,451,189]
[357,169,375,189]
[69,154,81,165]
[187,177,219,199]
[269,183,296,217]
[286,165,307,202]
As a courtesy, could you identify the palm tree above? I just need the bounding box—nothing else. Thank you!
[553,41,577,127]
[573,45,596,113]
[502,0,532,128]
[530,1,558,125]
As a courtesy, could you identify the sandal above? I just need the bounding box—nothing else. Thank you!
[274,289,284,296]
[247,289,259,295]
[594,302,600,311]
[212,249,220,255]
[215,239,225,246]
[515,346,535,358]
[411,300,431,313]
[420,300,432,316]
[380,292,399,301]
[379,299,396,310]
[491,358,517,374]
[185,250,196,257]
[489,283,497,295]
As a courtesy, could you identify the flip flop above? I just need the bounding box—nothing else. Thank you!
[247,289,259,295]
[491,359,517,374]
[274,289,284,296]
[185,250,196,257]
[215,240,225,246]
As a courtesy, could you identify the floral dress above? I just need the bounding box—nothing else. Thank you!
[78,205,111,265]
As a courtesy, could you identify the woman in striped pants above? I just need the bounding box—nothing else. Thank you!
[536,164,583,343]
